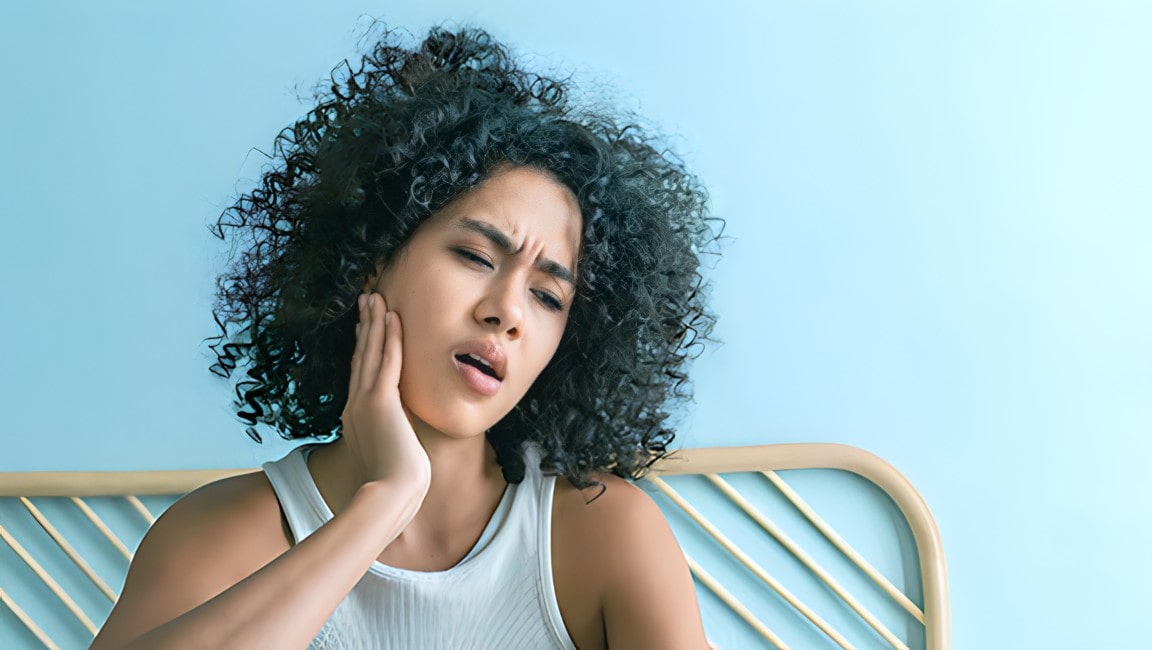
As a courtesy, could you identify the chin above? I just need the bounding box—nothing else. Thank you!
[406,401,507,441]
[400,372,524,441]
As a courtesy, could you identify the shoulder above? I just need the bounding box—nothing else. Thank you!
[552,473,684,586]
[92,471,290,648]
[551,473,708,649]
[140,470,292,589]
[153,471,291,562]
[552,473,667,539]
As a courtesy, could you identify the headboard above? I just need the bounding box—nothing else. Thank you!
[0,444,949,649]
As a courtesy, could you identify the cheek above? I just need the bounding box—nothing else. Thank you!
[525,321,567,376]
[384,275,459,368]
[380,268,430,324]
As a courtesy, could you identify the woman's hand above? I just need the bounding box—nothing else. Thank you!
[342,292,432,491]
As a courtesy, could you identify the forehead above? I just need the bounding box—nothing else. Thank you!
[432,166,582,266]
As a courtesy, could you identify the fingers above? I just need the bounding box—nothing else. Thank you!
[378,309,402,390]
[353,292,402,395]
[348,293,370,396]
[356,293,388,391]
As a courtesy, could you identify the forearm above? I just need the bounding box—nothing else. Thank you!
[120,480,423,650]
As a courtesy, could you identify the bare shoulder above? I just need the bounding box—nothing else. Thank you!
[91,471,291,648]
[552,474,662,587]
[553,473,685,591]
[553,473,666,535]
[552,473,708,650]
[146,470,293,578]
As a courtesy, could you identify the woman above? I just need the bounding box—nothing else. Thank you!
[93,25,718,649]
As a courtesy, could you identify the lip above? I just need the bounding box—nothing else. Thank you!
[453,339,507,381]
[451,339,507,397]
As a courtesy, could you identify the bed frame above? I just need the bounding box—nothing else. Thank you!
[0,444,949,649]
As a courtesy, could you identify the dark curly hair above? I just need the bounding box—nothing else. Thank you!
[206,25,720,489]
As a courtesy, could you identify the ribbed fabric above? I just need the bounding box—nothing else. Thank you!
[262,443,578,650]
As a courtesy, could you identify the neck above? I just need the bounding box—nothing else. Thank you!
[307,422,508,531]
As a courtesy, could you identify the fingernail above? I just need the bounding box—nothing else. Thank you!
[385,312,393,325]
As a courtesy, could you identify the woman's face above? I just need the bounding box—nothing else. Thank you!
[368,165,582,438]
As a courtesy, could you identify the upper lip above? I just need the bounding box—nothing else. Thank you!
[454,339,507,381]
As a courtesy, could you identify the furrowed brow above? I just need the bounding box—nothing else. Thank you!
[455,218,576,287]
[537,258,576,287]
[457,218,514,254]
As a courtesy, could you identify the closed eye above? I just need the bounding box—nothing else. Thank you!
[455,247,565,311]
[534,290,564,312]
[453,248,493,269]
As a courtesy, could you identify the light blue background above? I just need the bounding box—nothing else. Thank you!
[2,1,1149,648]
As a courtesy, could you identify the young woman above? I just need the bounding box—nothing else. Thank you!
[92,25,719,649]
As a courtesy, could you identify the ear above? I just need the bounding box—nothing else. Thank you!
[362,260,387,292]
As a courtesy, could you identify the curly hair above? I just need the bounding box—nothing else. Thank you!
[207,25,720,489]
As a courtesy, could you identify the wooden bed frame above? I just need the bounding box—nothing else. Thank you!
[0,444,949,649]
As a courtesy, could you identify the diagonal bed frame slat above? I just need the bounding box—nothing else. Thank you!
[70,497,132,561]
[763,470,925,622]
[20,497,117,602]
[648,475,855,649]
[704,473,908,649]
[0,523,98,634]
[685,553,793,650]
[0,585,60,649]
[124,496,155,525]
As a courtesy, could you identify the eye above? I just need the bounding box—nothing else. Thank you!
[453,248,493,269]
[533,290,564,312]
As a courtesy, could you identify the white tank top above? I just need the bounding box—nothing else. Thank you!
[261,443,578,650]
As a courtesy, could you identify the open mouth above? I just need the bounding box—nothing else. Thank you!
[455,353,501,381]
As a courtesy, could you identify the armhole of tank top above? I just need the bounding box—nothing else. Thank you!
[275,494,295,548]
[538,474,579,650]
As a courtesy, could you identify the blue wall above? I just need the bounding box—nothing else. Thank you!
[2,1,1149,647]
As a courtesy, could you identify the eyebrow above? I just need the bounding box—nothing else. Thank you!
[454,218,576,287]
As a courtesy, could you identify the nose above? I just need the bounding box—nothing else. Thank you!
[475,279,525,340]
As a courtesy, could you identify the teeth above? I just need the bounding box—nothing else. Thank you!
[468,353,493,368]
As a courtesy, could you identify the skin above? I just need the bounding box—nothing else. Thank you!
[91,165,708,649]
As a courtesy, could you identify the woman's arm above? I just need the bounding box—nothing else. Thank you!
[91,472,425,649]
[92,294,427,649]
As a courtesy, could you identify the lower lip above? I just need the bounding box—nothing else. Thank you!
[453,358,501,396]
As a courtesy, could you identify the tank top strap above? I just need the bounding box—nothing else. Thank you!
[262,444,329,543]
